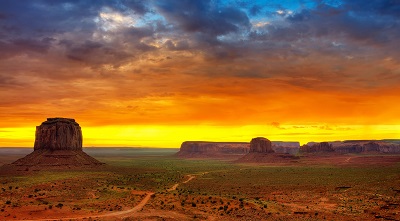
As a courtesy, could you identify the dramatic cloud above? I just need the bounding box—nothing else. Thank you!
[0,0,399,147]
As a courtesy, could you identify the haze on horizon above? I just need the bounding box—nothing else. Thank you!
[0,0,399,148]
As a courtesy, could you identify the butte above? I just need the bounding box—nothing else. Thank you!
[237,137,300,163]
[3,118,104,171]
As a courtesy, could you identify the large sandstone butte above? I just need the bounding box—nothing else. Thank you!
[237,137,300,163]
[3,118,104,171]
[34,118,82,151]
[249,137,274,153]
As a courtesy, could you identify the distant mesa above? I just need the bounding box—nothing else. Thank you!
[177,138,300,160]
[300,140,400,154]
[176,141,249,158]
[177,140,300,159]
[272,141,300,155]
[1,118,104,172]
[300,142,334,153]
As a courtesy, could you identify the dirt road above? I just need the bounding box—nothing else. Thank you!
[17,174,198,221]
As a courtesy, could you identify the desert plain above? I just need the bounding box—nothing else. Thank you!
[1,147,399,221]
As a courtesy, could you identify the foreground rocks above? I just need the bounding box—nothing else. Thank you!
[1,118,104,172]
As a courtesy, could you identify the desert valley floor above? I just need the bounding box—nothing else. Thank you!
[0,148,399,221]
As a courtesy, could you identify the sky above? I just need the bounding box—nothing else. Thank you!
[0,0,399,147]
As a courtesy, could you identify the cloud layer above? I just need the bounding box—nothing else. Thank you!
[0,0,399,131]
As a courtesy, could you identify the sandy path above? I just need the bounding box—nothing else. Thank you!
[167,174,196,192]
[17,174,199,221]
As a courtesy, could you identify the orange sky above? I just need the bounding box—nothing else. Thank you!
[0,1,399,147]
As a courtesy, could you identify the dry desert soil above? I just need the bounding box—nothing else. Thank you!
[0,148,399,221]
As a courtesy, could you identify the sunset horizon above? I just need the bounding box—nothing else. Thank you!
[1,1,399,148]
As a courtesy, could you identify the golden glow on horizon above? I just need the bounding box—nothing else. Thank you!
[1,124,399,148]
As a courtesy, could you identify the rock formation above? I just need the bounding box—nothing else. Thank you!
[300,140,400,154]
[177,140,300,158]
[300,142,334,153]
[2,118,104,171]
[237,137,300,163]
[249,137,274,153]
[333,141,400,154]
[177,141,249,158]
[272,142,300,155]
[34,118,82,151]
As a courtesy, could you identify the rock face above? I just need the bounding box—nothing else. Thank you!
[34,118,82,151]
[333,141,400,154]
[237,137,300,163]
[300,140,400,154]
[177,141,249,158]
[2,118,104,171]
[300,142,334,153]
[177,140,300,158]
[272,142,300,155]
[249,137,274,153]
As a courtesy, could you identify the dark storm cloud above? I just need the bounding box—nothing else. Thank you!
[156,0,250,37]
[0,38,53,59]
[121,0,150,15]
[0,0,398,77]
[284,2,400,45]
[62,40,134,67]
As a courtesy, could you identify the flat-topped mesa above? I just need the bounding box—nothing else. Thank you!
[177,141,249,158]
[272,141,300,155]
[34,117,82,151]
[300,140,400,154]
[249,137,274,153]
[300,142,334,153]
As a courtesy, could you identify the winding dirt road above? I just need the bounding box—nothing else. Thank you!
[17,174,198,221]
[167,174,195,192]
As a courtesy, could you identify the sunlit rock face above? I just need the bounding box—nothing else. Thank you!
[1,118,104,171]
[34,118,82,151]
[249,137,274,153]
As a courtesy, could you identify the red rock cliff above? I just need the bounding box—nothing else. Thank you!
[249,137,274,153]
[34,118,82,151]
